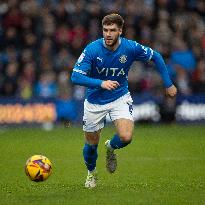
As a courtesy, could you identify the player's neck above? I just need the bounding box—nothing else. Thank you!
[104,38,121,51]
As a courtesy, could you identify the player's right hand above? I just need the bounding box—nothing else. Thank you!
[101,80,120,90]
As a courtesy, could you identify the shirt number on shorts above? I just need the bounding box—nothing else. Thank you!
[127,103,133,115]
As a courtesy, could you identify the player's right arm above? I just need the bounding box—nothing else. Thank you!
[71,72,119,90]
[71,45,119,90]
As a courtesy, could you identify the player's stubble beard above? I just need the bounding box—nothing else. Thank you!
[105,33,120,49]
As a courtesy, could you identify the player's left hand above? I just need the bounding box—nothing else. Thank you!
[165,85,177,98]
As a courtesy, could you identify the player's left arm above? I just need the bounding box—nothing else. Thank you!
[151,51,177,98]
[133,41,177,98]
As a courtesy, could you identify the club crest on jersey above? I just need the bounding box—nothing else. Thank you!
[119,55,127,63]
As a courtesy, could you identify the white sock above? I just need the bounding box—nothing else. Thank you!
[88,168,96,175]
[107,140,114,151]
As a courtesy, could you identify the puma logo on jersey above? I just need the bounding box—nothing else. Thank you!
[97,57,103,62]
[96,67,125,77]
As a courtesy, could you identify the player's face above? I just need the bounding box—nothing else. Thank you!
[103,24,122,47]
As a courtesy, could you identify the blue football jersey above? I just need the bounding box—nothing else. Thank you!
[73,37,153,104]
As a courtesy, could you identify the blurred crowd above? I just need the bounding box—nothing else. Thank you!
[0,0,204,100]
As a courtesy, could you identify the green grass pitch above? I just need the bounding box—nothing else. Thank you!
[0,124,205,205]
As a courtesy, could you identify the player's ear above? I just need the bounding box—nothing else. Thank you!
[119,28,122,35]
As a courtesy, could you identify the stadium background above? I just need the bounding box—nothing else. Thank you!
[0,0,204,125]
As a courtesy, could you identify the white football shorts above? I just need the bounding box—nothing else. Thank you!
[83,93,134,132]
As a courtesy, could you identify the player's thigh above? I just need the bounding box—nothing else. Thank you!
[83,100,107,133]
[84,129,101,145]
[109,93,134,141]
[109,93,133,123]
[114,119,134,142]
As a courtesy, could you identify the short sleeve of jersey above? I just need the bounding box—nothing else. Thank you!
[73,44,93,75]
[133,41,153,62]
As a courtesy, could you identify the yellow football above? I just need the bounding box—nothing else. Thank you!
[25,155,52,182]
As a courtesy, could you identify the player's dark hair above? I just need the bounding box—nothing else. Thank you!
[102,13,124,29]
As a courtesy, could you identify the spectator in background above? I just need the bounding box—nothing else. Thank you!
[57,70,71,99]
[38,37,55,72]
[169,38,196,95]
[69,23,89,55]
[34,71,57,98]
[54,47,75,72]
[0,46,19,65]
[17,61,36,99]
[3,6,23,29]
[171,38,196,73]
[192,59,205,93]
[20,48,34,65]
[4,27,20,48]
[1,61,19,96]
[55,24,72,47]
